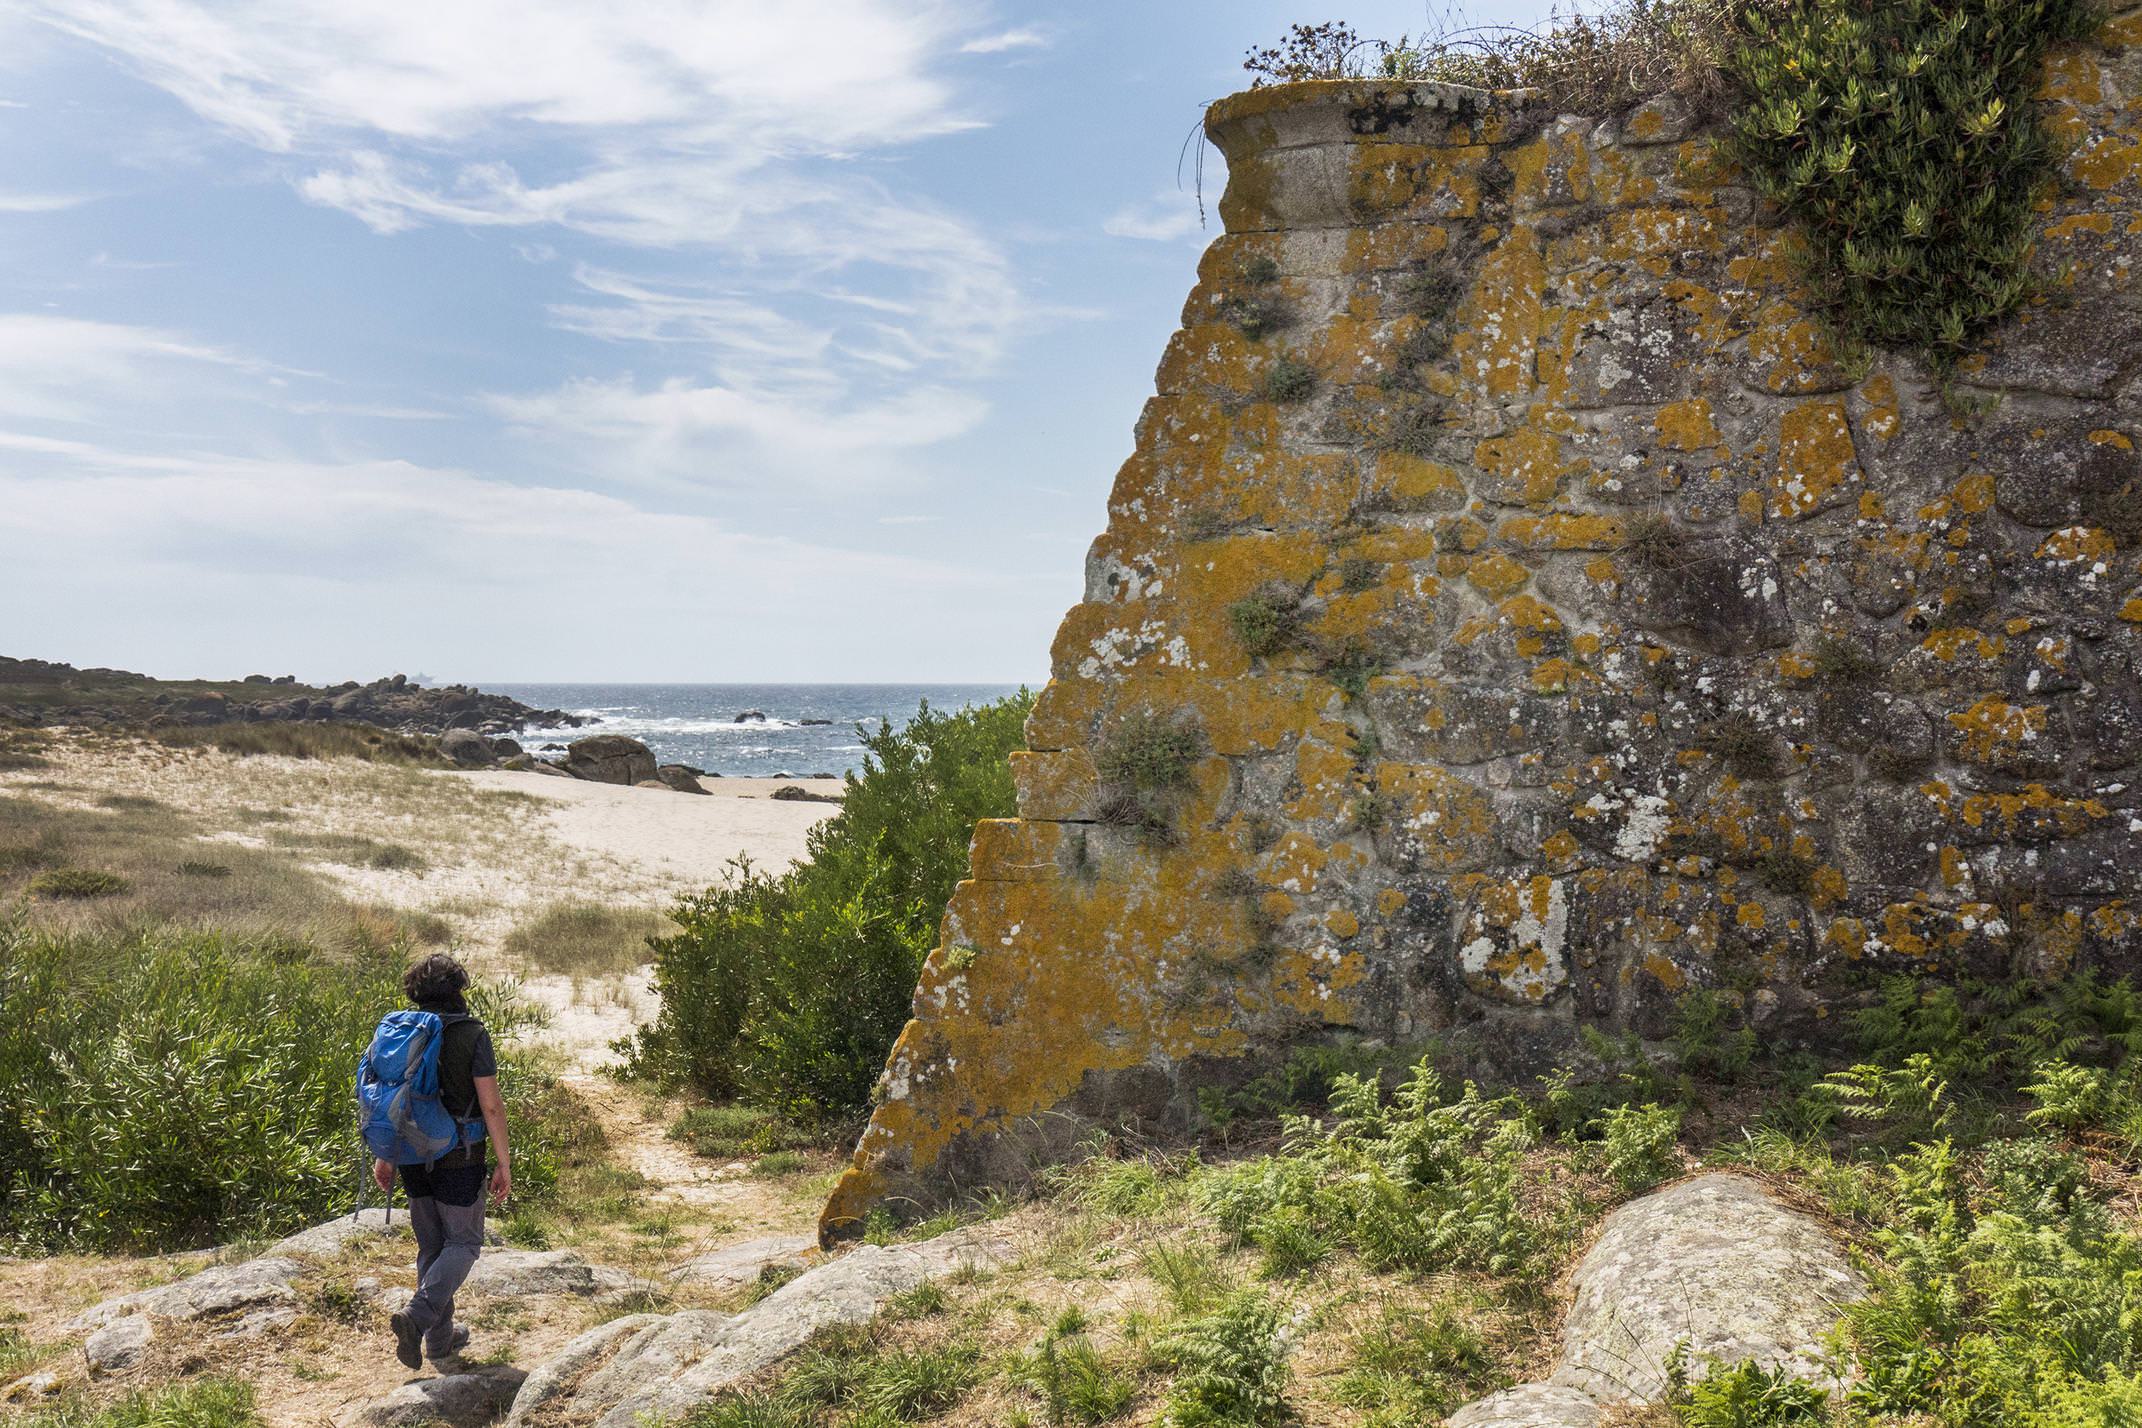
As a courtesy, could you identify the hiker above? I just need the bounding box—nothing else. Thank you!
[358,952,512,1370]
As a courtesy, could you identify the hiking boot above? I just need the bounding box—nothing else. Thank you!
[426,1324,471,1362]
[388,1312,423,1370]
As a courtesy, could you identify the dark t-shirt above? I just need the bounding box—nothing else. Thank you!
[418,1001,495,1168]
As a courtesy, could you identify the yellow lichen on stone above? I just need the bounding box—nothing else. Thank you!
[1656,397,1723,452]
[1772,401,1859,519]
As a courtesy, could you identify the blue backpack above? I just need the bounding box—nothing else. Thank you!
[357,1010,485,1165]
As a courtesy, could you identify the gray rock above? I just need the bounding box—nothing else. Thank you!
[1441,1174,1863,1424]
[563,735,656,786]
[1,1372,60,1402]
[1448,1382,1604,1428]
[361,1366,527,1427]
[268,1207,404,1259]
[84,1314,152,1375]
[667,1234,817,1290]
[438,729,495,767]
[65,1257,304,1333]
[654,764,711,795]
[460,1249,649,1300]
[507,1227,1010,1428]
[529,760,576,777]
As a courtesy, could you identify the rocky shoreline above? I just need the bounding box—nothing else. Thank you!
[0,658,587,737]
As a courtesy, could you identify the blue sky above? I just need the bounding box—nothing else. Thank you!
[0,1,1554,684]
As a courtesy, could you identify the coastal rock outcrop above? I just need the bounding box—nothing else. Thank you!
[823,14,2142,1236]
[563,735,657,786]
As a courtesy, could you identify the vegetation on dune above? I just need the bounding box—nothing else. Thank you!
[627,692,1032,1126]
[154,720,444,764]
[0,918,570,1252]
[505,900,673,980]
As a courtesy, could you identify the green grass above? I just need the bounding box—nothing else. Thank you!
[16,1380,263,1428]
[26,867,130,898]
[505,901,671,979]
[671,1103,824,1160]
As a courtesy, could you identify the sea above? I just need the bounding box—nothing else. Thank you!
[487,683,1031,779]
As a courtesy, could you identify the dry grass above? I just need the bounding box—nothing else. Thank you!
[505,901,674,980]
[155,720,444,765]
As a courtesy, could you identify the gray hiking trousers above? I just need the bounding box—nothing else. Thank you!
[397,1159,486,1355]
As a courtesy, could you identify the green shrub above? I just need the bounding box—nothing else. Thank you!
[1675,1356,1828,1426]
[0,919,563,1252]
[628,693,1031,1122]
[26,868,130,899]
[1728,0,2100,370]
[1156,1292,1292,1427]
[1261,357,1315,404]
[1598,1101,1682,1192]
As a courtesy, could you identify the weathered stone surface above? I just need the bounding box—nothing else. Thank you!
[460,1249,648,1300]
[268,1207,404,1258]
[438,728,495,766]
[83,1314,152,1375]
[821,27,2142,1235]
[1447,1382,1604,1428]
[507,1227,1010,1428]
[1445,1174,1861,1424]
[563,735,657,786]
[360,1366,527,1427]
[65,1257,304,1332]
[667,1234,818,1290]
[1556,1174,1862,1402]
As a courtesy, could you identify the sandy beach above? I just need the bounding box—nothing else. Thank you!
[444,770,843,888]
[0,740,846,1069]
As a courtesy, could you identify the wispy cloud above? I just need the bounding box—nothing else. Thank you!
[0,313,268,422]
[960,27,1047,54]
[0,191,91,213]
[23,0,1031,494]
[1103,193,1205,243]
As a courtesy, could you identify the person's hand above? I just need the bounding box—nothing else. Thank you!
[489,1162,512,1207]
[372,1158,394,1195]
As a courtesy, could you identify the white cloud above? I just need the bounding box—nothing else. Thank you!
[0,192,89,213]
[0,313,261,421]
[960,27,1047,54]
[0,431,1022,681]
[25,0,1032,494]
[1103,194,1205,243]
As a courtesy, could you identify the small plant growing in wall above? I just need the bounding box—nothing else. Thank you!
[1095,709,1208,840]
[1217,254,1292,341]
[1698,712,1785,781]
[1336,554,1381,594]
[1229,586,1305,659]
[1322,639,1383,703]
[1261,356,1316,404]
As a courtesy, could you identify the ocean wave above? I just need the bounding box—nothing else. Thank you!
[519,712,839,737]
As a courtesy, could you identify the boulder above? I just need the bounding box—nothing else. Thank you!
[507,1227,1010,1428]
[667,1235,817,1291]
[360,1366,527,1427]
[438,729,495,767]
[268,1207,402,1258]
[490,737,524,759]
[563,736,656,786]
[500,755,535,771]
[84,1314,152,1375]
[1445,1174,1863,1426]
[769,785,840,804]
[529,761,576,778]
[65,1256,304,1333]
[654,765,710,795]
[1,1372,60,1403]
[734,710,768,723]
[635,779,670,790]
[460,1249,649,1300]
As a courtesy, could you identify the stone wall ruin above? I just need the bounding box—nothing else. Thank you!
[822,11,2142,1236]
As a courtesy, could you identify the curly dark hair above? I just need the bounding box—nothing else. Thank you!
[403,952,470,1005]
